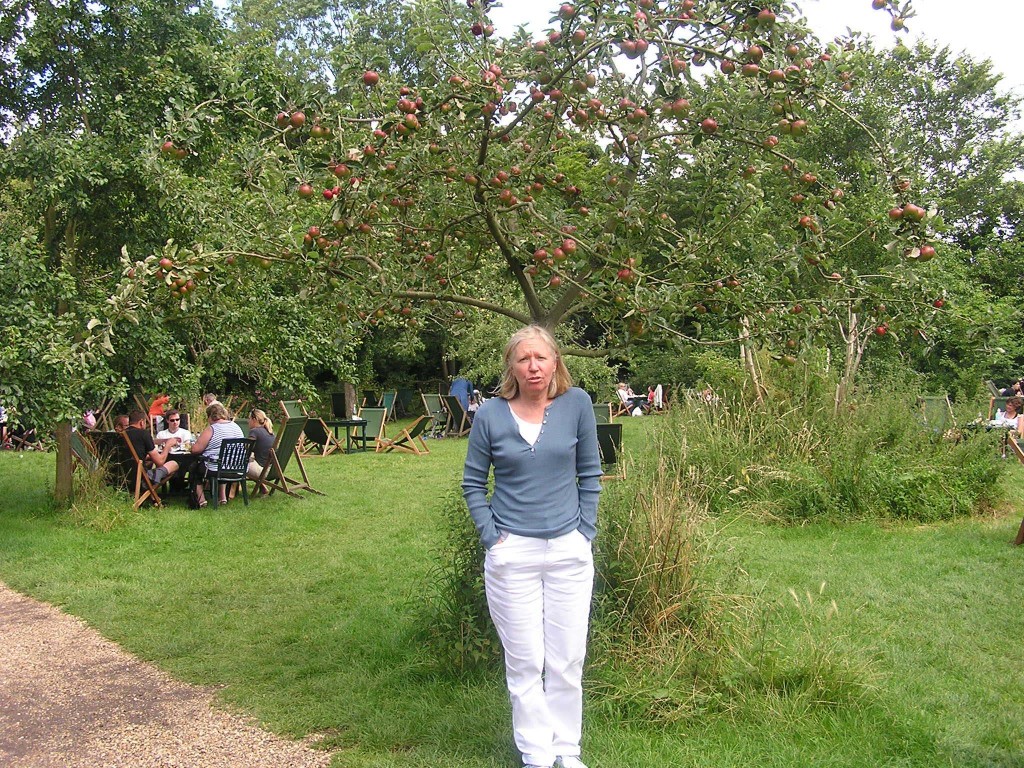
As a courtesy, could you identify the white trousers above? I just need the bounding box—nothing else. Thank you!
[484,529,594,768]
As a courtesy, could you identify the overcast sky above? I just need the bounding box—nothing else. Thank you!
[486,1,1024,100]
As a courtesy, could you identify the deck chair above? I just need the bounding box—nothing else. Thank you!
[596,422,625,480]
[592,403,612,424]
[379,390,398,422]
[115,430,171,509]
[209,437,255,507]
[93,397,117,431]
[986,380,1002,397]
[300,416,342,457]
[279,399,307,420]
[70,430,100,473]
[258,416,323,497]
[918,395,955,438]
[421,393,447,438]
[9,424,44,451]
[612,389,632,419]
[378,415,433,455]
[443,395,471,437]
[357,407,388,452]
[989,396,1010,420]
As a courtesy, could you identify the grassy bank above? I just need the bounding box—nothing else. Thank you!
[0,424,1022,767]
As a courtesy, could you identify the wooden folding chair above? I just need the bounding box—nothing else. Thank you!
[421,393,447,438]
[612,390,632,419]
[279,399,307,420]
[917,395,955,438]
[357,407,388,452]
[9,424,45,451]
[258,416,324,498]
[596,422,625,480]
[116,430,171,509]
[70,430,100,473]
[299,417,342,457]
[443,395,471,437]
[94,397,117,431]
[989,396,1010,420]
[379,390,398,422]
[377,416,433,455]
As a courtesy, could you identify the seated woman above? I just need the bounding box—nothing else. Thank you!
[245,409,275,495]
[992,396,1023,432]
[189,403,244,507]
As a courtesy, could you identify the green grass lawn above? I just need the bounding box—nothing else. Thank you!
[1,421,1022,768]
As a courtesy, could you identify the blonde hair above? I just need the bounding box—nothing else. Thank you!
[206,403,231,421]
[249,408,274,434]
[497,325,573,400]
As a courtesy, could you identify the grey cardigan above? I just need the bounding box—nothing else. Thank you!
[462,387,602,549]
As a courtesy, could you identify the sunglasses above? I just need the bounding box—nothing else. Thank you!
[168,418,180,422]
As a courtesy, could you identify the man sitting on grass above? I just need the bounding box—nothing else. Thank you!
[125,410,179,487]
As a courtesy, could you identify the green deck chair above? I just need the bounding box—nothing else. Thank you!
[421,393,447,438]
[378,415,433,455]
[917,395,955,438]
[443,395,471,437]
[357,407,388,452]
[300,416,342,457]
[592,403,612,424]
[596,422,624,480]
[379,391,398,422]
[70,430,100,473]
[989,396,1010,420]
[279,399,306,420]
[259,415,323,497]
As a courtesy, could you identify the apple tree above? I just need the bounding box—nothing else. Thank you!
[152,0,940,397]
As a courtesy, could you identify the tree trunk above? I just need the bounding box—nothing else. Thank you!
[344,382,357,417]
[54,421,74,507]
[740,317,766,403]
[835,310,868,414]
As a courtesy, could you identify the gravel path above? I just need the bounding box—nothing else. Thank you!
[0,581,334,767]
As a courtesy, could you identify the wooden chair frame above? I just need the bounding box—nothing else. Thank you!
[421,393,447,438]
[70,430,100,473]
[258,416,323,497]
[378,416,433,455]
[117,430,172,509]
[443,395,471,437]
[357,407,388,452]
[299,416,342,457]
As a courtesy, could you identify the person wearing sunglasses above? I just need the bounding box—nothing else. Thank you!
[155,409,194,453]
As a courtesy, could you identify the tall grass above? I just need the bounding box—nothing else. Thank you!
[666,378,1004,524]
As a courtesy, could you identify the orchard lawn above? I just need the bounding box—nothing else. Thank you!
[0,420,1022,768]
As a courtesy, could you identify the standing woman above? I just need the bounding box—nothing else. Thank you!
[190,402,244,507]
[462,325,603,768]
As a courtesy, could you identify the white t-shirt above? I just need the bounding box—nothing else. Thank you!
[510,410,542,446]
[156,427,194,452]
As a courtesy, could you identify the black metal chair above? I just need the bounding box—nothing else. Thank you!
[210,437,256,507]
